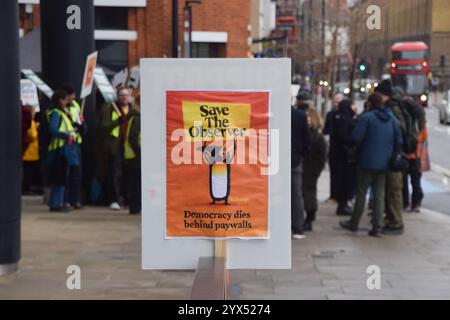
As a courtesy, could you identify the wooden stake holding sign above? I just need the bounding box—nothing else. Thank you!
[214,240,229,299]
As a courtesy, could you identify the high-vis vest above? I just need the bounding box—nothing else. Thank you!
[47,109,77,152]
[124,116,140,160]
[111,110,120,138]
[68,100,83,144]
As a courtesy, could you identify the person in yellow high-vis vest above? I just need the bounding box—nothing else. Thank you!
[123,95,141,215]
[46,90,79,213]
[22,106,40,194]
[60,85,87,210]
[99,87,133,210]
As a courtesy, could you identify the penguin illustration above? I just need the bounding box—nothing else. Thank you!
[200,139,236,206]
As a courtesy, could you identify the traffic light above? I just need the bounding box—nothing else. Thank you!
[357,60,369,76]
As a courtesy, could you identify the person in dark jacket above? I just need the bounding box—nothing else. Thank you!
[123,95,141,215]
[302,107,327,231]
[98,87,133,210]
[291,106,311,239]
[323,93,344,203]
[340,93,403,237]
[331,99,357,216]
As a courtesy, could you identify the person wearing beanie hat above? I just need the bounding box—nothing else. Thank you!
[296,89,312,106]
[378,79,407,235]
[375,79,393,101]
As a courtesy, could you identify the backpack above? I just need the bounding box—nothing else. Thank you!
[398,100,419,154]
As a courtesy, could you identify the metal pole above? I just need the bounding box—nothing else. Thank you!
[0,0,21,276]
[189,5,193,58]
[183,5,191,58]
[172,0,179,58]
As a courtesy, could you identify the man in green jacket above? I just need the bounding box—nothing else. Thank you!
[99,87,133,210]
[376,80,405,235]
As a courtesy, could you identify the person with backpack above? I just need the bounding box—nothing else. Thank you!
[401,98,427,212]
[376,81,406,235]
[339,93,402,237]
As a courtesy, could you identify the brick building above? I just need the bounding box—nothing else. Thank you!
[18,0,251,74]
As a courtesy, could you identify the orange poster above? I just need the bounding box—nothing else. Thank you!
[166,91,270,239]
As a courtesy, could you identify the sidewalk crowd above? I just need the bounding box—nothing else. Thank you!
[291,79,429,239]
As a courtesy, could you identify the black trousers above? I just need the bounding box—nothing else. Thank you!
[107,153,123,204]
[329,152,338,199]
[125,164,141,214]
[291,165,305,234]
[65,164,82,206]
[403,158,424,208]
[23,160,41,193]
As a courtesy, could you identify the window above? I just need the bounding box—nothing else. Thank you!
[192,43,225,58]
[393,50,428,60]
[95,7,128,30]
[96,40,128,73]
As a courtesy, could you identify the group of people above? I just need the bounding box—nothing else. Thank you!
[291,79,428,239]
[21,86,142,215]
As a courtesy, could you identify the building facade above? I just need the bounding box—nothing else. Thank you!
[18,0,252,74]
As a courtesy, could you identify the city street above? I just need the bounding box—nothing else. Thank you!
[2,0,450,304]
[419,97,450,216]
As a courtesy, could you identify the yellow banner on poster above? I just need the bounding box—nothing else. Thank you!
[182,101,251,142]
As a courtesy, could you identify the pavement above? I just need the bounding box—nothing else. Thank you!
[1,169,450,300]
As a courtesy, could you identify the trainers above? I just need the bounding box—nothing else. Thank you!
[409,206,421,213]
[50,207,71,213]
[292,233,306,240]
[369,228,382,238]
[382,225,405,235]
[110,202,121,210]
[339,220,358,232]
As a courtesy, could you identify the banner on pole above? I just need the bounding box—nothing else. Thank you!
[20,79,40,111]
[94,68,117,103]
[80,51,98,99]
[165,90,270,239]
[21,69,54,99]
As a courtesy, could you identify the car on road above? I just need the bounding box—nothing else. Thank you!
[439,90,450,125]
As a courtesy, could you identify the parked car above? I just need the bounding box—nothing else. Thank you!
[439,91,450,125]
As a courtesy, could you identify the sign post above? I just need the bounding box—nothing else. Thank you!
[141,59,291,272]
[80,51,98,114]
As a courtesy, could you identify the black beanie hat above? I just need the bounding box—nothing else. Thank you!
[297,90,312,101]
[375,79,393,97]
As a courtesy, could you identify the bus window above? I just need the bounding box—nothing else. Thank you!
[393,50,428,60]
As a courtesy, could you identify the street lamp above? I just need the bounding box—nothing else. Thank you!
[184,0,202,58]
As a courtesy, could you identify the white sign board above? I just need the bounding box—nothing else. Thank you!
[20,79,40,111]
[141,59,291,270]
[112,68,129,89]
[94,68,117,103]
[128,66,140,89]
[80,51,98,99]
[21,69,54,99]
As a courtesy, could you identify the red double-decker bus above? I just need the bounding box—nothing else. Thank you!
[390,42,430,106]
